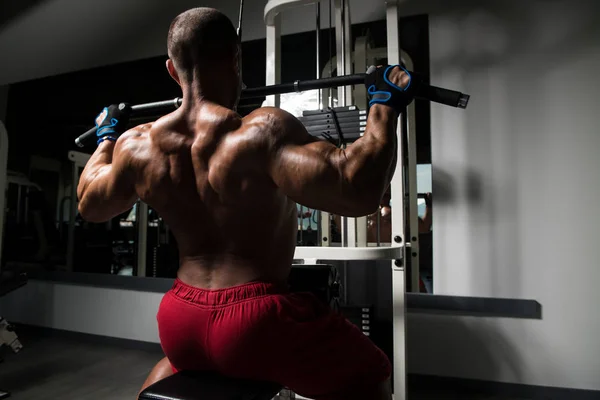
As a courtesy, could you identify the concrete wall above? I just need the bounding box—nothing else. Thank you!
[408,0,600,391]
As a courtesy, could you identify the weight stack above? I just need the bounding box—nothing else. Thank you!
[338,305,373,337]
[299,106,366,143]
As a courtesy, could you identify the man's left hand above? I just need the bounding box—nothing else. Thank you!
[95,103,132,145]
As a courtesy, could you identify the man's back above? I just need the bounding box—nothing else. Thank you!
[76,9,416,399]
[126,103,297,288]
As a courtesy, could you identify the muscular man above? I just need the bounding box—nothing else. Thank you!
[77,8,414,400]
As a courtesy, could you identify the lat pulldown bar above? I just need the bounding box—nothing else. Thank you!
[75,72,470,147]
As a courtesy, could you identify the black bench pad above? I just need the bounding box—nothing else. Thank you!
[138,371,282,400]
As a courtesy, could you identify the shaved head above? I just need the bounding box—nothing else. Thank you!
[167,8,239,81]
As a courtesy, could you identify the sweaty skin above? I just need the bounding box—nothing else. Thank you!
[77,68,409,290]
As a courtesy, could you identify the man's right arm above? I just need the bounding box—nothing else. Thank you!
[261,65,411,217]
[258,104,397,217]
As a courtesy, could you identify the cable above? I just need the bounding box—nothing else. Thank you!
[328,106,346,148]
[236,0,244,38]
[328,0,333,107]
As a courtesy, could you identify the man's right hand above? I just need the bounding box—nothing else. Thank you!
[365,65,416,112]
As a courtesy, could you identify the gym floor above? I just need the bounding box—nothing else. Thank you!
[0,326,528,400]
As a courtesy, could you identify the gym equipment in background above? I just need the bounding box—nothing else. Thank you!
[0,271,28,399]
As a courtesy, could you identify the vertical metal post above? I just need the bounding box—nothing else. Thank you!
[265,14,281,107]
[334,0,356,249]
[377,210,381,246]
[334,0,354,304]
[354,35,369,247]
[299,205,304,244]
[335,0,345,104]
[137,201,148,277]
[334,0,353,105]
[320,212,330,246]
[321,0,332,247]
[316,2,322,109]
[406,100,420,293]
[386,0,407,398]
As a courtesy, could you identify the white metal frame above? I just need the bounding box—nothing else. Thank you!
[385,2,407,398]
[265,1,418,398]
[294,246,402,260]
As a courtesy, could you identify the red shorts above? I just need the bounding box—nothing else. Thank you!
[157,279,391,400]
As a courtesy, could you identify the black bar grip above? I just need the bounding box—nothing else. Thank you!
[417,84,470,109]
[75,72,470,146]
[131,98,182,113]
[75,126,98,148]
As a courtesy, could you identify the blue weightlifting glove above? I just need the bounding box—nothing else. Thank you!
[365,65,416,112]
[95,103,132,146]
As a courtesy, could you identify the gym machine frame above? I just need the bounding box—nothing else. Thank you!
[265,1,408,399]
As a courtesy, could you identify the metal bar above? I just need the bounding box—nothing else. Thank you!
[236,0,244,37]
[406,99,420,293]
[265,14,281,107]
[342,0,352,103]
[136,202,148,277]
[294,245,402,260]
[316,2,321,109]
[386,1,407,398]
[320,211,330,246]
[75,76,469,147]
[356,216,367,247]
[392,260,406,398]
[245,73,365,98]
[131,98,181,113]
[334,0,356,265]
[328,0,334,107]
[376,208,381,246]
[299,205,304,244]
[334,0,346,105]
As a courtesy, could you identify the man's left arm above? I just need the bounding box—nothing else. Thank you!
[77,137,138,223]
